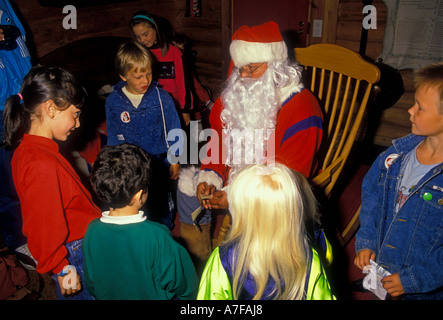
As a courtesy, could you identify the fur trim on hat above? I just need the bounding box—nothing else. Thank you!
[230,39,288,68]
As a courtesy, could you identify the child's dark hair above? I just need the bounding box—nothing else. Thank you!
[91,143,151,209]
[129,10,168,56]
[2,65,86,149]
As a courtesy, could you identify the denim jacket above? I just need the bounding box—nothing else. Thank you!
[355,134,443,298]
[105,81,183,161]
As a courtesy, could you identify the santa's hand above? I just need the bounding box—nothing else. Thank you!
[209,190,228,210]
[197,182,216,209]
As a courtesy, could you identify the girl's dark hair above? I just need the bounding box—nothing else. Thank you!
[2,65,85,149]
[91,143,151,209]
[129,10,169,57]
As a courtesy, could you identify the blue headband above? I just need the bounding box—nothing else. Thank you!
[131,15,155,25]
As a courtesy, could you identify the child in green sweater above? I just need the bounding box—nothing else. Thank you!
[83,143,198,299]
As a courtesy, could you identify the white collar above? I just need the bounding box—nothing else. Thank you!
[100,211,147,225]
[278,80,304,104]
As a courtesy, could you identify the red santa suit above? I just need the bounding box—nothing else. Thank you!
[179,85,323,195]
[178,21,323,195]
[176,22,323,261]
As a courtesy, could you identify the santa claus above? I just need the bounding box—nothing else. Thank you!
[176,21,323,263]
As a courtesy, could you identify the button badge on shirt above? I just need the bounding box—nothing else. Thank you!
[423,192,433,201]
[120,111,130,123]
[385,153,400,169]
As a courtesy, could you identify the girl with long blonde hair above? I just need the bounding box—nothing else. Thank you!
[197,163,334,300]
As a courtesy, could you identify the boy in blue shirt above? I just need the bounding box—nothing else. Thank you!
[105,41,183,229]
[355,63,443,299]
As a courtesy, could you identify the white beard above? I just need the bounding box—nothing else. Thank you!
[220,66,281,180]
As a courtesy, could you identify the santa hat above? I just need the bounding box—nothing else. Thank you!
[229,21,288,68]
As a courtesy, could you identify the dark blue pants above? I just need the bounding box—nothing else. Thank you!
[144,154,176,229]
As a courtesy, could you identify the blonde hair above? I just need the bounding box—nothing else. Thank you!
[225,163,318,300]
[414,62,443,112]
[115,41,153,77]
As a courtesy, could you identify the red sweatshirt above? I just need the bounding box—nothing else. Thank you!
[11,134,101,274]
[150,45,189,112]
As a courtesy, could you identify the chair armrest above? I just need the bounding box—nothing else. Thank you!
[311,157,343,189]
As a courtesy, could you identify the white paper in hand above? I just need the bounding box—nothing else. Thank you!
[362,259,391,300]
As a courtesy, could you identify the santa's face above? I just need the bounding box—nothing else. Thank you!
[222,64,279,130]
[238,62,268,79]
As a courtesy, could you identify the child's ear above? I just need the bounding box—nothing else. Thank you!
[42,100,56,119]
[132,189,145,205]
[133,189,143,200]
[119,74,127,82]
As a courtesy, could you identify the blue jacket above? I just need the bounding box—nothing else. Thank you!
[0,0,32,109]
[356,134,443,298]
[105,81,183,161]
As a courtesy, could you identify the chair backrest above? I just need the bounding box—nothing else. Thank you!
[294,44,380,197]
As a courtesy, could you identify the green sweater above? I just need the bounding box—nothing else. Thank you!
[83,211,198,300]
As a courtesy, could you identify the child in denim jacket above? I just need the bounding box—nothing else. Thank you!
[355,63,443,299]
[105,42,183,229]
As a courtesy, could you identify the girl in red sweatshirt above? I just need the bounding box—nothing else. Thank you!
[2,66,101,300]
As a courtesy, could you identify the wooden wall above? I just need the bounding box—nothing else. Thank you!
[11,0,229,98]
[309,0,413,147]
[11,0,414,146]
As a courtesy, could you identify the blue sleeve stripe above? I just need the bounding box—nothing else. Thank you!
[281,116,323,146]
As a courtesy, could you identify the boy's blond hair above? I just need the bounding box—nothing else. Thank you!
[115,41,152,77]
[225,163,319,300]
[414,63,443,112]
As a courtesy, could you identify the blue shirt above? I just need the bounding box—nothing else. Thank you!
[105,81,183,162]
[0,0,32,109]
